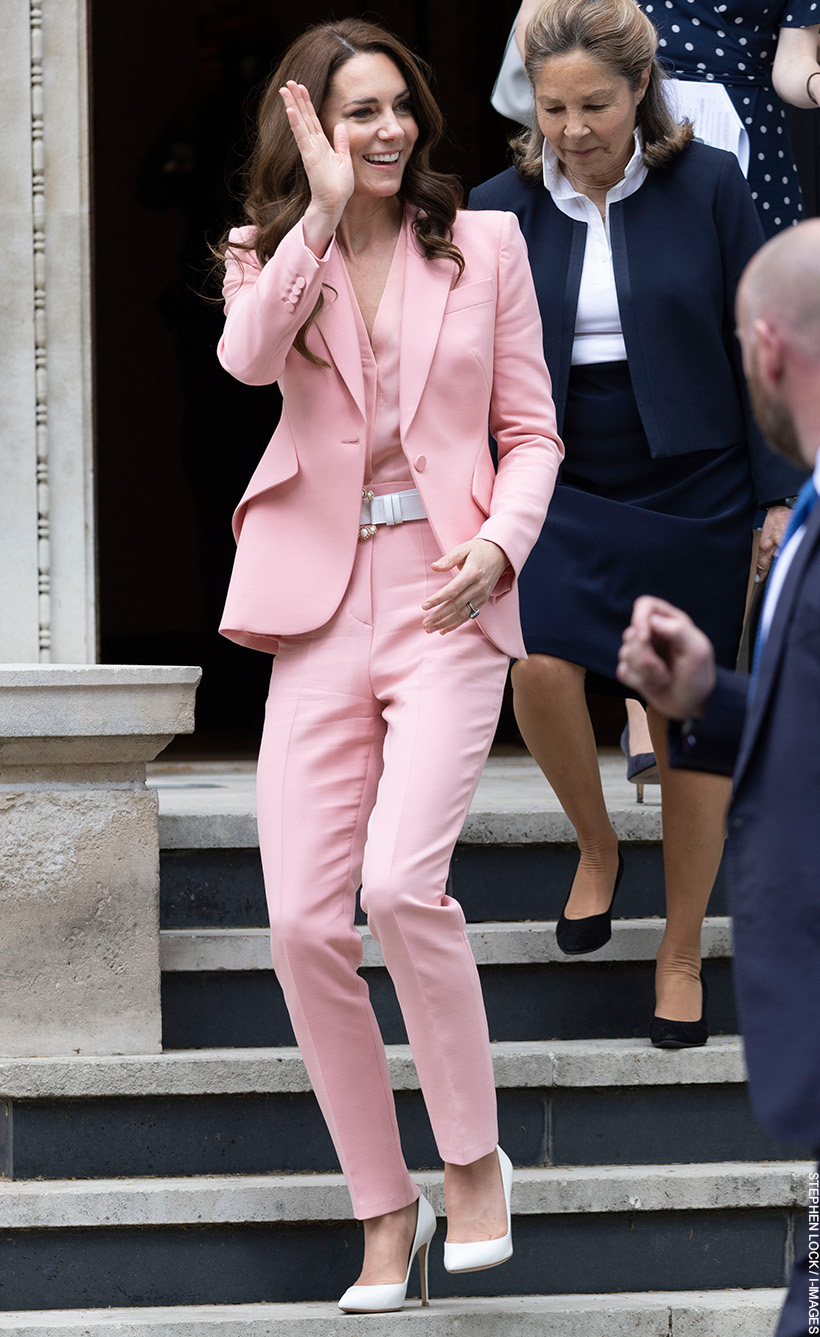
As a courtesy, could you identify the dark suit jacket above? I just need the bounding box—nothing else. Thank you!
[670,498,820,1145]
[469,141,806,506]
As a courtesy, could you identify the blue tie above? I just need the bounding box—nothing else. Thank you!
[750,478,818,688]
[780,477,819,547]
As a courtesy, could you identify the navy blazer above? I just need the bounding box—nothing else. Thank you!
[670,498,820,1146]
[470,141,806,507]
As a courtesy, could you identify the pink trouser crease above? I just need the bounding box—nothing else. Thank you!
[256,518,507,1219]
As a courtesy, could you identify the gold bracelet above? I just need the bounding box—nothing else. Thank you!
[807,70,820,105]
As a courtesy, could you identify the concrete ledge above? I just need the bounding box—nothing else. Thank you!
[0,1291,786,1336]
[0,1037,747,1099]
[159,919,734,972]
[0,1162,811,1228]
[0,665,201,766]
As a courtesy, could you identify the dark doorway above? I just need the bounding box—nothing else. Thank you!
[90,3,819,757]
[91,1,517,755]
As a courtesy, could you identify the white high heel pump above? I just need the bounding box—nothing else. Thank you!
[443,1145,513,1273]
[337,1192,437,1314]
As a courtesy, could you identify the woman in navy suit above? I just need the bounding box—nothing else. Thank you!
[470,0,806,1044]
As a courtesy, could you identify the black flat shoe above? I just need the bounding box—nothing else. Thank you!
[620,723,660,804]
[556,853,624,956]
[650,973,709,1049]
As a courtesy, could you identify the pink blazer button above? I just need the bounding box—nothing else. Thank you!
[284,301,296,314]
[294,276,307,290]
[414,455,427,471]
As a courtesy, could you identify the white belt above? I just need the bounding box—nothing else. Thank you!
[359,487,427,540]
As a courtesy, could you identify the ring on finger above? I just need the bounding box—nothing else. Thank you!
[466,602,481,619]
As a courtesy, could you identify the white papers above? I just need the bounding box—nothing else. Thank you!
[490,22,533,125]
[663,79,750,176]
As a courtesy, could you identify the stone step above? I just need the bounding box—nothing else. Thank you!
[0,1164,809,1307]
[151,753,663,852]
[0,1290,787,1336]
[6,1038,805,1180]
[158,919,734,971]
[2,1162,810,1226]
[0,1037,750,1098]
[158,920,739,1049]
[160,952,739,1049]
[159,844,728,929]
[153,757,728,929]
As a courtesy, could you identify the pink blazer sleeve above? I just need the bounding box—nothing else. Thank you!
[218,222,335,386]
[473,212,562,581]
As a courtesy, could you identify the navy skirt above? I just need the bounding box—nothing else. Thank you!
[519,362,756,696]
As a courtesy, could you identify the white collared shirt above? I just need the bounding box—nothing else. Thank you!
[758,449,820,645]
[542,133,647,365]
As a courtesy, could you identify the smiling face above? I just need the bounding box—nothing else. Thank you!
[534,48,648,190]
[320,51,419,200]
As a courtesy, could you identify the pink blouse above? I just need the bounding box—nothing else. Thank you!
[339,216,414,492]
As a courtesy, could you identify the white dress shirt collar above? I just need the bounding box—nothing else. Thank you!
[541,130,648,205]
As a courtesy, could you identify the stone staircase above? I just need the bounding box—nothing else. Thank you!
[0,753,811,1334]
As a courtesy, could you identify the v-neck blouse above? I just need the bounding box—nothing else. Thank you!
[339,215,414,491]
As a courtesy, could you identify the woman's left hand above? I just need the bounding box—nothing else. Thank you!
[422,539,510,634]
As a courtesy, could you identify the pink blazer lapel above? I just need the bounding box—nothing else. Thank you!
[314,222,454,433]
[314,245,367,422]
[399,228,456,437]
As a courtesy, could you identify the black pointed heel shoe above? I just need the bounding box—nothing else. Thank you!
[650,973,709,1049]
[620,723,660,804]
[556,853,624,956]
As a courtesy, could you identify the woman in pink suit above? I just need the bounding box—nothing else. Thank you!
[217,19,562,1313]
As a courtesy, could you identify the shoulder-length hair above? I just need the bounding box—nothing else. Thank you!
[512,0,692,183]
[222,19,464,364]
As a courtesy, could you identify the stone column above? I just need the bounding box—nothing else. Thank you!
[0,0,95,662]
[0,666,200,1057]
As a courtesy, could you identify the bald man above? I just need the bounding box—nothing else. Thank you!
[619,218,820,1337]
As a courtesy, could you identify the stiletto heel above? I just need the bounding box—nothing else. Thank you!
[556,852,624,955]
[337,1192,437,1313]
[444,1145,513,1274]
[620,723,659,804]
[418,1239,430,1307]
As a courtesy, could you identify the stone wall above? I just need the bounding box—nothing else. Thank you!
[0,665,200,1057]
[0,0,95,663]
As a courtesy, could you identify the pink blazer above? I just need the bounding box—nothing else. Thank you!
[218,207,563,660]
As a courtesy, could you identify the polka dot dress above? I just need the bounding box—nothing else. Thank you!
[642,0,817,237]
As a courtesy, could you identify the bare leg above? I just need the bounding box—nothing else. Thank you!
[356,1149,510,1281]
[647,706,732,1021]
[512,655,619,917]
[356,1200,420,1286]
[444,1150,507,1243]
[625,697,653,755]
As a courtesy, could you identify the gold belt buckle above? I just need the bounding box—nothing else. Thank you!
[359,488,377,541]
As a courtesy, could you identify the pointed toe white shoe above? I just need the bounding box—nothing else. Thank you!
[443,1145,513,1274]
[337,1192,437,1314]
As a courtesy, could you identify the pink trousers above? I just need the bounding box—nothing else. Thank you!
[256,515,509,1219]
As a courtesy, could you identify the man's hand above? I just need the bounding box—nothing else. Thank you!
[617,596,716,720]
[757,505,791,581]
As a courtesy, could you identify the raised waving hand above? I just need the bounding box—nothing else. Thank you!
[279,80,353,254]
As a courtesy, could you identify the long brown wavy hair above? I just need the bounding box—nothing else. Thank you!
[512,0,693,181]
[221,19,465,364]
